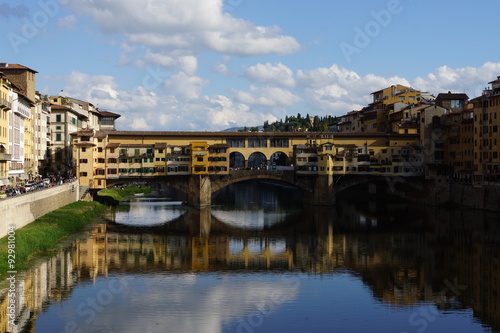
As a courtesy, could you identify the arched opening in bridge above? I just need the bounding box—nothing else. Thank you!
[270,151,290,166]
[247,152,267,169]
[230,152,245,169]
[212,179,303,208]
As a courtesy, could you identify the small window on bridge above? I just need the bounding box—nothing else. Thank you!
[270,138,289,148]
[248,138,267,148]
[227,138,245,148]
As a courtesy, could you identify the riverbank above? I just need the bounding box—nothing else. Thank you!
[97,185,153,202]
[0,201,105,281]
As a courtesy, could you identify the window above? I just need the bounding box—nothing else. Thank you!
[194,167,206,172]
[56,126,61,130]
[158,149,164,153]
[107,169,117,174]
[56,133,61,141]
[107,158,117,163]
[95,169,105,176]
[98,158,105,163]
[79,172,87,177]
[270,138,289,147]
[197,157,203,162]
[79,159,88,163]
[226,138,245,148]
[82,147,86,152]
[98,147,103,152]
[110,148,115,153]
[56,114,61,122]
[248,138,267,148]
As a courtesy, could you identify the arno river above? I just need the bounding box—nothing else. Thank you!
[3,180,500,333]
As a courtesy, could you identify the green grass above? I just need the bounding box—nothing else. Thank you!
[97,185,152,201]
[0,201,105,280]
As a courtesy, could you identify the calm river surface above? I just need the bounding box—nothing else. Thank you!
[5,180,500,333]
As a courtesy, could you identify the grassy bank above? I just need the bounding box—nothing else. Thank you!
[97,185,152,201]
[0,201,105,280]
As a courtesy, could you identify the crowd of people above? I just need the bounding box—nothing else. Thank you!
[0,176,77,198]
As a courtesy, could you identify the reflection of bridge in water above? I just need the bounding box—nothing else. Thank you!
[3,205,500,332]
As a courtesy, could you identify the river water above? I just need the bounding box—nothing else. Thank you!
[3,180,500,333]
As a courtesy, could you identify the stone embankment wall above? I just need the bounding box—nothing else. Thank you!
[450,183,500,211]
[0,181,80,238]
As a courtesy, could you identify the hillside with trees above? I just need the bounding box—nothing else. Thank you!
[262,114,339,132]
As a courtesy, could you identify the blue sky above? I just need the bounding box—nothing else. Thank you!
[1,0,500,131]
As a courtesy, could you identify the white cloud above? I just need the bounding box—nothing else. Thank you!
[48,62,500,132]
[57,15,77,29]
[66,0,300,56]
[244,62,295,87]
[163,71,208,100]
[54,71,276,131]
[144,50,198,76]
[213,63,229,75]
[234,85,302,107]
[412,62,500,96]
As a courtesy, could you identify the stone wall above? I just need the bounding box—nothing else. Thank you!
[450,183,500,211]
[0,181,79,238]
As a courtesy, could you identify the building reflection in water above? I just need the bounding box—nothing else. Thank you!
[1,200,500,332]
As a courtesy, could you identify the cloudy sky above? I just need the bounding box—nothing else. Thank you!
[2,0,500,131]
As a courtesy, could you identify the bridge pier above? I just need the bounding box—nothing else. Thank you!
[187,175,212,207]
[304,175,336,206]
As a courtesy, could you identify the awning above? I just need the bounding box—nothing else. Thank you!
[19,175,29,180]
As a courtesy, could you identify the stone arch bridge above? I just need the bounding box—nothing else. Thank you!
[106,171,427,207]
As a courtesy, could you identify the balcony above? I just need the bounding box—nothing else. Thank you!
[0,153,12,161]
[0,98,11,110]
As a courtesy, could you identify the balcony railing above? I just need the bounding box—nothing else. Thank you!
[0,98,11,110]
[0,153,12,161]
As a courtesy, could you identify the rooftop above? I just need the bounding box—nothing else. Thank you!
[0,63,38,73]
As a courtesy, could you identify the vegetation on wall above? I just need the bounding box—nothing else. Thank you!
[0,201,105,280]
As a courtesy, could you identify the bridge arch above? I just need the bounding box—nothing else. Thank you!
[247,152,267,168]
[230,151,245,169]
[270,151,290,166]
[210,171,312,195]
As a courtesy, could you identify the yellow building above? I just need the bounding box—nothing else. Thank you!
[365,85,423,132]
[0,73,12,183]
[314,134,423,176]
[72,130,426,189]
[208,143,230,174]
[0,63,38,178]
[191,141,209,175]
[472,76,500,182]
[441,107,474,182]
